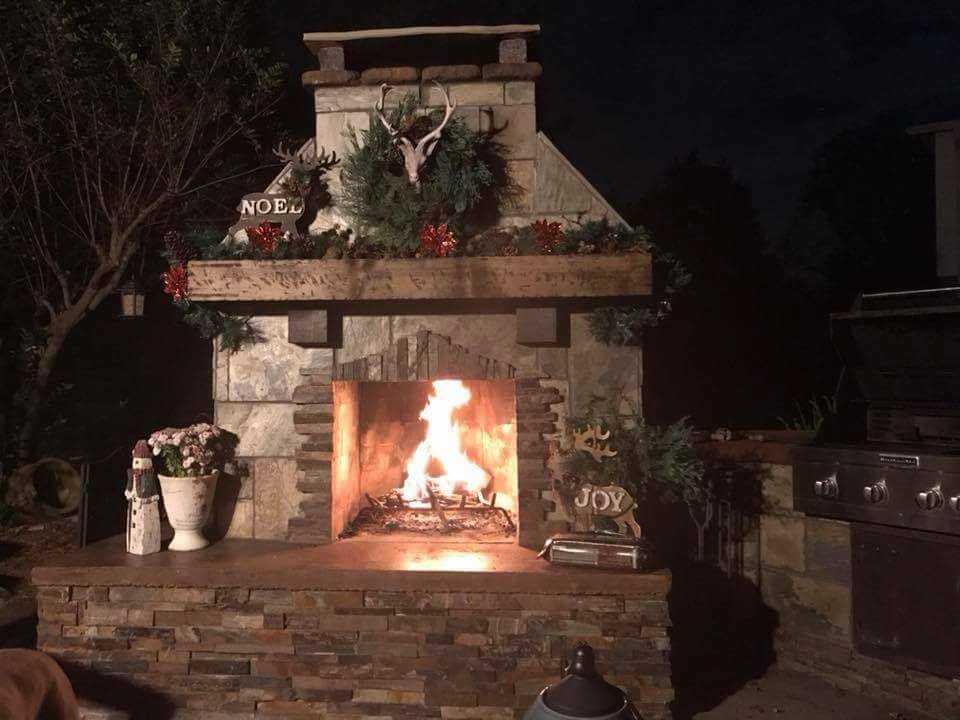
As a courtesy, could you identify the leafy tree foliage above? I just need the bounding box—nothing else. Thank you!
[0,0,284,460]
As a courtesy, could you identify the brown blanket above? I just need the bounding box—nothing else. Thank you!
[0,650,78,720]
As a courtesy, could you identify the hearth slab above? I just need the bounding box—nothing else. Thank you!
[33,537,670,595]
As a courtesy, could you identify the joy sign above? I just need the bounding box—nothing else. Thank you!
[570,483,642,538]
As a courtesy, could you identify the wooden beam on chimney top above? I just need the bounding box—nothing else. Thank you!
[304,24,540,51]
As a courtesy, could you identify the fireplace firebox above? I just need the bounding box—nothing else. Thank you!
[331,378,518,542]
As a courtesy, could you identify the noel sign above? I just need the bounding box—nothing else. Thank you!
[228,193,304,236]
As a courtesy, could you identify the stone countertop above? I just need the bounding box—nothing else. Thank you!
[32,537,670,595]
[696,430,815,466]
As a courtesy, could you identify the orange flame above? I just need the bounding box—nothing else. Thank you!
[401,380,489,503]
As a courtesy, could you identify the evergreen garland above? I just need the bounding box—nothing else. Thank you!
[551,407,705,520]
[339,94,501,253]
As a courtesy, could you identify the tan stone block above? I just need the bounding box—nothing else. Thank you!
[298,614,388,632]
[353,688,426,705]
[314,84,417,112]
[302,69,358,87]
[292,676,357,691]
[70,586,109,602]
[454,633,490,647]
[389,614,447,633]
[481,105,536,159]
[805,517,851,583]
[213,497,253,540]
[217,403,299,458]
[762,463,795,512]
[453,106,480,132]
[358,677,425,692]
[214,344,229,401]
[792,576,851,636]
[499,38,527,64]
[249,589,293,606]
[567,314,641,417]
[422,65,481,82]
[339,316,392,364]
[227,316,332,402]
[315,112,368,161]
[253,458,304,540]
[504,159,535,213]
[482,62,543,81]
[423,81,503,107]
[37,585,69,602]
[221,612,265,629]
[82,604,127,626]
[760,514,806,572]
[315,45,344,71]
[255,700,326,717]
[127,609,154,626]
[441,707,514,720]
[360,66,419,85]
[505,81,536,105]
[292,590,363,610]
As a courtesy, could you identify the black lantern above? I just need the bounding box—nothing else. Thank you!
[118,281,145,319]
[522,643,643,720]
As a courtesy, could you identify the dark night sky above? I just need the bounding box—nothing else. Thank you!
[259,0,960,241]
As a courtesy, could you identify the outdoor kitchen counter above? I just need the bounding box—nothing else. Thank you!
[32,537,671,595]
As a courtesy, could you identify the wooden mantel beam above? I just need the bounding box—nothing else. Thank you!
[186,255,651,303]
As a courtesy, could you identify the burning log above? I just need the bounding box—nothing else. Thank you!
[425,485,451,532]
[365,493,384,509]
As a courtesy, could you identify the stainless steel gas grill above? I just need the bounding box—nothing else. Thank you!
[793,287,960,676]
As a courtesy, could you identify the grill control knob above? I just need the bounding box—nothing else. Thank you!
[916,487,945,510]
[863,481,888,504]
[949,495,960,513]
[814,474,838,499]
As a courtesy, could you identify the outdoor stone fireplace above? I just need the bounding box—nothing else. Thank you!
[199,23,650,549]
[33,27,673,720]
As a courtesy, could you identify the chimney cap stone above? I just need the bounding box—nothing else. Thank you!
[303,24,540,52]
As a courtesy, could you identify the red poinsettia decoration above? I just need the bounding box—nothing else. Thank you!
[162,265,189,301]
[532,220,564,254]
[418,223,457,257]
[248,221,284,253]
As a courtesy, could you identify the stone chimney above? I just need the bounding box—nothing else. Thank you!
[300,26,542,230]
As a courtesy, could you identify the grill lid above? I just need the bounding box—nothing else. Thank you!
[831,287,960,406]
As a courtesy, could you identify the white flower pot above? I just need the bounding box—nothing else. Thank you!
[158,471,218,551]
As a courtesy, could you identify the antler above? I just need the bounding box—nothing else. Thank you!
[370,81,456,189]
[573,424,619,464]
[415,81,456,159]
[273,143,339,174]
[374,84,400,138]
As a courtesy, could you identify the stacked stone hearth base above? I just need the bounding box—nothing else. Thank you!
[34,539,673,720]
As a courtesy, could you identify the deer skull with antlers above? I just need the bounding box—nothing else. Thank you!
[374,80,456,189]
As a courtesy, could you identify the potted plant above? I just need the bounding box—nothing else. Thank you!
[148,423,237,551]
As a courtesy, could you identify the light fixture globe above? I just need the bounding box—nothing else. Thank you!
[522,643,644,720]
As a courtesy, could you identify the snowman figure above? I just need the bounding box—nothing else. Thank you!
[125,440,161,555]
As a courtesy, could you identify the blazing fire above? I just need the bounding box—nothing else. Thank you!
[401,380,489,504]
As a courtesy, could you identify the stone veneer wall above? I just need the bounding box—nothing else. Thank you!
[214,313,642,546]
[701,441,959,719]
[300,56,625,232]
[36,581,673,720]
